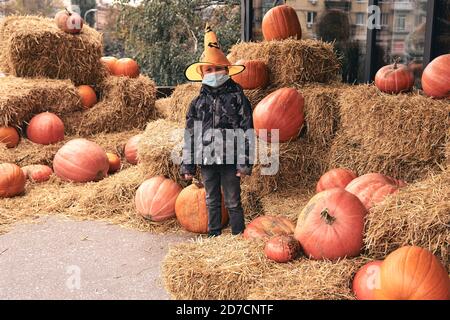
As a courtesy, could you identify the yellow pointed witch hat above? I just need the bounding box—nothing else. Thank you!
[185,24,245,81]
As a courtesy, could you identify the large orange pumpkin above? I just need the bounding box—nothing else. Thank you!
[0,126,20,148]
[22,165,53,183]
[113,58,140,78]
[421,54,450,99]
[135,176,182,222]
[294,188,367,260]
[55,9,83,34]
[375,61,414,94]
[100,56,118,74]
[375,246,450,300]
[106,153,121,173]
[78,85,97,109]
[262,5,302,41]
[125,134,142,165]
[253,88,304,142]
[27,112,65,145]
[175,180,228,234]
[316,168,357,193]
[243,215,295,240]
[232,60,269,90]
[352,260,383,300]
[345,173,399,210]
[264,235,300,263]
[53,138,109,183]
[0,163,26,198]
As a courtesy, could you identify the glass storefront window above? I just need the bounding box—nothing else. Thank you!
[434,0,450,56]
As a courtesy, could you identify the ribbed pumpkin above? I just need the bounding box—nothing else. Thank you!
[232,60,269,90]
[253,88,304,142]
[345,173,399,210]
[114,58,140,78]
[0,163,26,198]
[22,165,53,183]
[100,56,118,74]
[375,60,414,94]
[0,126,20,148]
[78,85,97,109]
[106,153,121,173]
[264,235,300,263]
[316,168,357,193]
[27,112,65,145]
[175,180,228,234]
[375,246,450,300]
[125,134,141,165]
[294,188,367,260]
[421,54,450,99]
[53,139,109,183]
[135,176,182,222]
[244,215,295,240]
[262,5,302,41]
[55,9,83,34]
[352,260,383,300]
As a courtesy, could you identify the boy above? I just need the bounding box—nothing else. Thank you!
[181,25,254,237]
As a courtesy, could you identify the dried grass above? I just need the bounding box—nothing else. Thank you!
[260,188,314,221]
[155,97,173,119]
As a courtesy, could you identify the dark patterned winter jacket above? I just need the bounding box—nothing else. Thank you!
[180,79,254,176]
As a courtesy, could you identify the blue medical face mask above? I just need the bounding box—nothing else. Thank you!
[202,72,230,88]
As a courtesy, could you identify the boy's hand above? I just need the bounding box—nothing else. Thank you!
[183,174,194,180]
[236,171,246,178]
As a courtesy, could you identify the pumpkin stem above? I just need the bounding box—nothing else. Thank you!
[192,177,204,188]
[393,57,400,69]
[320,208,335,225]
[65,8,72,16]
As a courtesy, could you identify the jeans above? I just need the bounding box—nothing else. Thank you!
[200,164,245,236]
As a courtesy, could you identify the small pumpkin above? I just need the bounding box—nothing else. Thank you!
[253,88,304,142]
[352,260,383,300]
[375,59,414,94]
[135,176,182,222]
[53,138,109,183]
[294,188,367,260]
[244,215,295,240]
[0,126,20,148]
[316,168,357,193]
[78,85,97,109]
[262,5,302,41]
[100,56,118,74]
[27,112,65,145]
[232,60,269,90]
[375,246,450,300]
[125,134,142,165]
[0,163,26,198]
[264,235,300,263]
[113,58,140,78]
[55,9,83,34]
[22,165,53,183]
[175,180,228,234]
[421,54,450,99]
[106,153,121,173]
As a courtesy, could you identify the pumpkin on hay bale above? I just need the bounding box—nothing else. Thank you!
[63,75,157,135]
[0,16,106,86]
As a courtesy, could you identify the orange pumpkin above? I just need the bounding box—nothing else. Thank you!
[375,60,414,94]
[316,168,357,193]
[0,163,26,198]
[264,235,300,263]
[0,126,20,148]
[244,215,295,240]
[135,176,182,222]
[53,138,109,183]
[100,56,118,74]
[375,246,450,300]
[232,60,269,90]
[125,134,142,165]
[352,260,383,300]
[106,153,121,173]
[294,188,367,260]
[253,88,304,142]
[421,54,450,99]
[262,5,302,41]
[113,58,140,78]
[78,85,97,109]
[22,165,53,183]
[55,9,83,34]
[27,112,65,145]
[175,180,228,234]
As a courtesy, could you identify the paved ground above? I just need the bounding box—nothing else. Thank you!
[0,216,193,300]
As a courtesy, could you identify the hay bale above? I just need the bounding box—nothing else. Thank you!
[63,75,157,135]
[364,169,450,267]
[0,76,82,127]
[0,16,106,86]
[162,235,366,300]
[155,97,173,119]
[228,39,340,87]
[330,85,450,181]
[260,188,314,221]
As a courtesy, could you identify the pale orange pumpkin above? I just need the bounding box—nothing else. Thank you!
[244,215,296,240]
[421,54,450,99]
[100,56,118,74]
[316,168,357,193]
[262,5,302,41]
[125,134,142,165]
[352,260,383,300]
[0,126,20,148]
[135,176,182,222]
[232,60,269,90]
[22,165,53,183]
[106,153,121,173]
[113,58,140,78]
[0,163,26,198]
[264,235,300,263]
[55,9,83,34]
[375,60,414,94]
[78,85,97,109]
[27,112,65,145]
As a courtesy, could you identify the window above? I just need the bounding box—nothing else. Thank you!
[356,13,365,26]
[395,15,406,32]
[307,11,316,26]
[381,13,389,26]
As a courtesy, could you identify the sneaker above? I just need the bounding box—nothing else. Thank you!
[207,231,221,238]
